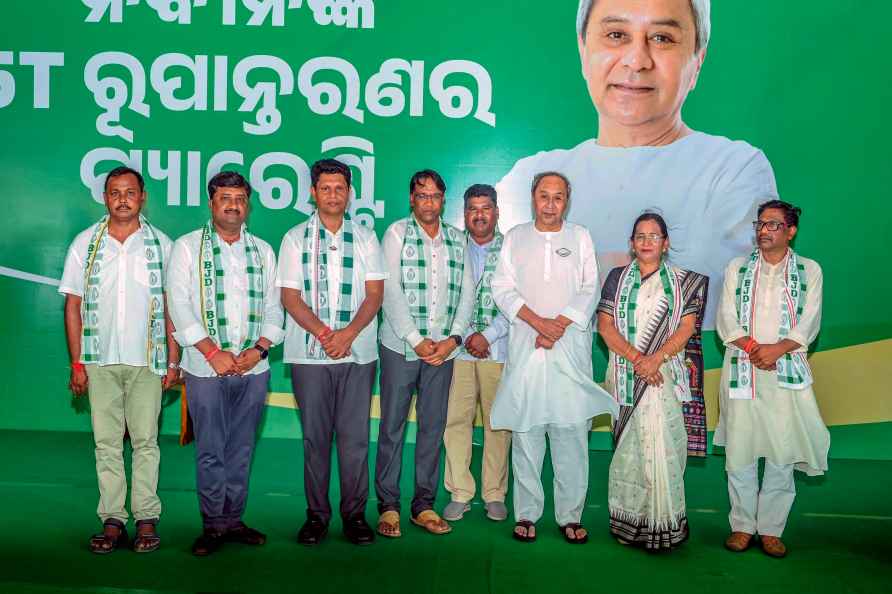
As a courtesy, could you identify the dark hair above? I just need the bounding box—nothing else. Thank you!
[463,184,497,209]
[758,199,801,227]
[104,166,144,192]
[630,211,669,240]
[531,171,572,198]
[409,169,446,195]
[207,170,251,200]
[311,158,352,189]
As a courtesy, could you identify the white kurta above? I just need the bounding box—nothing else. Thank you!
[490,222,619,432]
[714,252,830,476]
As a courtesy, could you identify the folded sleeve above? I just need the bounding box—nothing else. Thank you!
[276,230,304,291]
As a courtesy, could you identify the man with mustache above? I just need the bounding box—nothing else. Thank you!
[441,184,512,523]
[375,170,475,537]
[60,166,177,554]
[716,199,828,558]
[167,171,284,556]
[490,172,619,544]
[277,159,385,546]
[496,0,777,329]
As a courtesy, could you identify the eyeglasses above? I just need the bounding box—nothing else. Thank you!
[752,220,786,232]
[632,233,665,244]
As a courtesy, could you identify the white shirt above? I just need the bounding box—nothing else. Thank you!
[490,222,618,432]
[458,236,509,363]
[277,219,387,365]
[59,222,172,367]
[495,132,779,328]
[167,228,284,377]
[379,217,476,359]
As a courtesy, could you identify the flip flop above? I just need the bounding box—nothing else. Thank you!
[512,519,536,543]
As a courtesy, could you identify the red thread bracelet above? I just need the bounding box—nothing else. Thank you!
[204,346,221,361]
[71,362,85,372]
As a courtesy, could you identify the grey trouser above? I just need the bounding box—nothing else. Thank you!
[185,371,269,532]
[291,361,376,523]
[375,346,454,517]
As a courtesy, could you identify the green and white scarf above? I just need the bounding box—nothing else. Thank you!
[400,216,465,360]
[199,220,264,351]
[613,260,691,406]
[729,249,813,400]
[81,214,167,375]
[472,232,503,333]
[301,211,354,359]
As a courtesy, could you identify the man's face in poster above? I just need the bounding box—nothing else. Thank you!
[577,0,705,131]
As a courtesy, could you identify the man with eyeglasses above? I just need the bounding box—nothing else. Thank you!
[715,199,829,558]
[375,169,475,537]
[167,171,284,556]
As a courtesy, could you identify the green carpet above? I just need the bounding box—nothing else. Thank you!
[0,430,889,594]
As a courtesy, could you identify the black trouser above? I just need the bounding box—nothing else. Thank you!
[292,362,376,524]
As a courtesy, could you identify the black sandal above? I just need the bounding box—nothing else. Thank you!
[89,519,128,554]
[559,523,588,544]
[512,520,536,543]
[132,519,160,553]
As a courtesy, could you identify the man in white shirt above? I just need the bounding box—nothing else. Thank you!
[167,171,284,556]
[491,172,619,545]
[375,170,476,537]
[716,200,828,559]
[441,184,511,523]
[496,0,777,328]
[277,159,386,546]
[60,166,177,554]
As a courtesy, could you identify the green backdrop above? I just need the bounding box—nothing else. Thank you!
[1,1,890,456]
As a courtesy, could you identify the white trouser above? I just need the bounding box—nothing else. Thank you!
[727,460,796,537]
[512,420,591,526]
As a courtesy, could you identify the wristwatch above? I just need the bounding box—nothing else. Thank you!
[449,334,463,347]
[168,362,180,370]
[254,344,269,360]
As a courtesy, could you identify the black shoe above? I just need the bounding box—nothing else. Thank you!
[297,515,329,546]
[226,522,267,546]
[192,530,225,556]
[343,515,375,546]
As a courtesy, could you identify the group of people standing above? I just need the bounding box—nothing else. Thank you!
[61,157,829,560]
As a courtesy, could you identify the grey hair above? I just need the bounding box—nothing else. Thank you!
[576,0,711,52]
[531,171,572,198]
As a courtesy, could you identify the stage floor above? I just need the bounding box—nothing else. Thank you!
[1,430,890,594]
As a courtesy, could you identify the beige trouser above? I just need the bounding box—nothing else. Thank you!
[86,364,162,523]
[443,359,511,503]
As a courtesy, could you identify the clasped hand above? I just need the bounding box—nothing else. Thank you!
[209,349,262,376]
[746,342,783,371]
[414,337,457,366]
[534,316,570,350]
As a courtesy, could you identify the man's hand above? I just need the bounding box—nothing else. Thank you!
[69,367,88,396]
[235,348,262,374]
[535,318,567,342]
[422,338,458,366]
[535,334,555,350]
[322,328,357,360]
[465,333,491,359]
[633,354,663,379]
[209,350,239,376]
[161,367,181,390]
[750,343,784,370]
[643,372,664,387]
[413,338,436,359]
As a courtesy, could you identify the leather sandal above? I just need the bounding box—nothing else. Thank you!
[89,519,128,555]
[132,519,160,553]
[411,509,451,535]
[559,522,588,544]
[724,531,754,552]
[512,519,536,543]
[376,510,401,538]
[760,535,787,558]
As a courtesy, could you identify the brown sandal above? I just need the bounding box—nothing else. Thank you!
[377,510,402,538]
[132,520,160,553]
[411,510,451,535]
[724,531,754,552]
[90,519,128,554]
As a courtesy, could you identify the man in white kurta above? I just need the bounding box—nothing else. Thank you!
[715,200,829,558]
[490,172,618,542]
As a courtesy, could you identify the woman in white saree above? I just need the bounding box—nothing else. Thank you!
[597,213,709,551]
